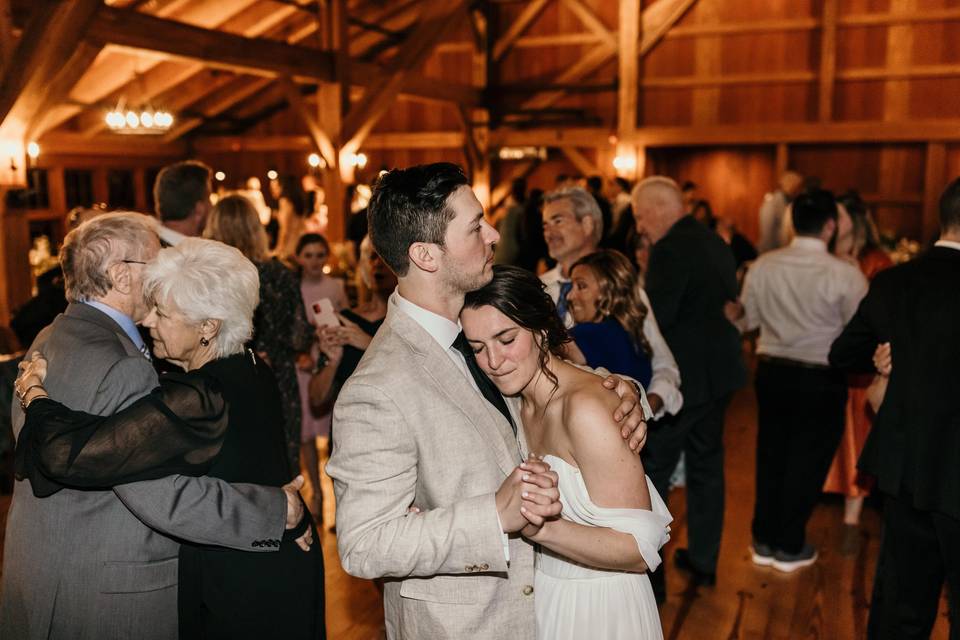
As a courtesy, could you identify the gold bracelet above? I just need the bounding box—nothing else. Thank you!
[18,384,47,411]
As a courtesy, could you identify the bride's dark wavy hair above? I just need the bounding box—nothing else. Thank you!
[463,265,570,389]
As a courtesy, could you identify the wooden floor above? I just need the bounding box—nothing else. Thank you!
[1,379,951,639]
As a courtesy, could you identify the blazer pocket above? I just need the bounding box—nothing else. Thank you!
[399,575,481,605]
[100,557,179,594]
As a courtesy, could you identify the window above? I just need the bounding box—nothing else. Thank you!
[64,169,94,210]
[108,169,136,210]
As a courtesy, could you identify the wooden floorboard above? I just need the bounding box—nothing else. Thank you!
[0,377,951,638]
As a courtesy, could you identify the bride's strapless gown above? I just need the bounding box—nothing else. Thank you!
[535,455,672,640]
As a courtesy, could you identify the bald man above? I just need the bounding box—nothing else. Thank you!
[632,177,746,603]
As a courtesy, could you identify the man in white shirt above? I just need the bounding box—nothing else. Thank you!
[730,189,868,573]
[152,160,213,246]
[327,163,648,639]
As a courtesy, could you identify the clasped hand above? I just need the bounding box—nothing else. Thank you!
[495,454,561,536]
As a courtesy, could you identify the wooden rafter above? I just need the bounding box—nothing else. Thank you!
[617,0,640,138]
[559,0,616,49]
[82,6,479,108]
[520,0,696,112]
[559,146,601,177]
[818,0,837,122]
[492,0,551,61]
[491,159,541,212]
[278,76,337,167]
[0,0,14,75]
[338,0,466,156]
[0,0,102,138]
[25,39,105,141]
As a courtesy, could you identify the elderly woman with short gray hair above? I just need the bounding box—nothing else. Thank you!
[15,238,326,639]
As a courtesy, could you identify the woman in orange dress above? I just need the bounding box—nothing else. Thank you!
[824,193,892,527]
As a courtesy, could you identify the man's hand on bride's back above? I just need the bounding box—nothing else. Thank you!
[495,456,561,533]
[601,374,648,454]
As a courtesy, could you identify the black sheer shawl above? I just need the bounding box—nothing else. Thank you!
[15,371,228,497]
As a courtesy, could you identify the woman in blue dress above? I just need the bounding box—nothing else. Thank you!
[565,250,683,421]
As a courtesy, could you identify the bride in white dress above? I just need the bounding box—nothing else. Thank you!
[462,265,672,640]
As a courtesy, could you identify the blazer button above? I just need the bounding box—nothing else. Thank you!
[522,585,534,596]
[252,541,261,548]
[479,563,489,571]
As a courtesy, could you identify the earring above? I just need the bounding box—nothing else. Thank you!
[200,337,210,347]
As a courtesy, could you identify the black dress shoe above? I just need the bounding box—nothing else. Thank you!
[674,548,716,586]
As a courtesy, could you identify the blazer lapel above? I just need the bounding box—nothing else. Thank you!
[386,306,521,476]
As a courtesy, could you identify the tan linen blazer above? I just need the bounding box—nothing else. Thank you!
[328,300,536,640]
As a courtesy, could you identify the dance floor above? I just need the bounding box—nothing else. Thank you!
[1,368,950,639]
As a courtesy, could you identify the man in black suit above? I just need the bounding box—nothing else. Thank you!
[830,177,960,639]
[632,176,747,601]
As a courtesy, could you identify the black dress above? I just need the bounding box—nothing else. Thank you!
[16,351,326,640]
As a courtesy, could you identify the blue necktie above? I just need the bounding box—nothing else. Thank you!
[556,280,573,322]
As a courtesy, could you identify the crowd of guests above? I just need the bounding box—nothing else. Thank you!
[0,155,957,639]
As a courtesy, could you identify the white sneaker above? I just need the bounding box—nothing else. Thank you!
[772,544,818,573]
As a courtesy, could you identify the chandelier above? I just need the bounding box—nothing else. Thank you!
[105,97,175,134]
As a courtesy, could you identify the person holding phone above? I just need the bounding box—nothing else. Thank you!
[294,233,347,520]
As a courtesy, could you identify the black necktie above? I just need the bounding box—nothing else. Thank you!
[452,332,516,435]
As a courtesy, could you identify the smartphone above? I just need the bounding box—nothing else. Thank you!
[312,298,340,328]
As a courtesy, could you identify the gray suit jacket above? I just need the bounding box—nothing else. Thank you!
[328,300,536,640]
[0,304,286,640]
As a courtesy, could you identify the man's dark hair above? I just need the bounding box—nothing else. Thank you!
[367,162,469,276]
[555,173,569,185]
[510,177,527,204]
[614,177,631,193]
[681,180,697,192]
[938,177,960,232]
[791,188,838,236]
[586,176,603,193]
[153,160,211,222]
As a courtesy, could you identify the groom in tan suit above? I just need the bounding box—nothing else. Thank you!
[328,163,647,639]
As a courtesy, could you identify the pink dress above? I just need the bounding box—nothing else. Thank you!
[297,275,348,441]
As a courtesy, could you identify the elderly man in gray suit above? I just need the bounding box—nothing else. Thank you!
[328,163,648,639]
[0,212,302,640]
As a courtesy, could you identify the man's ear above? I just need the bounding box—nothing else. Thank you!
[108,262,132,295]
[580,214,596,240]
[408,242,439,274]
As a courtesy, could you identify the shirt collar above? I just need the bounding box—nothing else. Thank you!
[82,300,145,350]
[156,225,186,246]
[392,290,461,351]
[790,236,828,252]
[935,239,960,252]
[541,265,568,284]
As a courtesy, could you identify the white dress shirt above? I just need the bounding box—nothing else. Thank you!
[392,290,511,559]
[738,236,869,365]
[543,264,681,419]
[935,239,960,252]
[540,265,572,327]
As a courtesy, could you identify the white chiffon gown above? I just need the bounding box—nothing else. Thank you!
[535,455,673,640]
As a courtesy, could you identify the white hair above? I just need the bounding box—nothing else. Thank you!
[543,186,604,244]
[631,176,685,214]
[143,238,260,358]
[60,211,158,303]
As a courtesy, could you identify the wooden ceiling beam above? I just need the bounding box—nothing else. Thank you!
[492,0,551,61]
[0,0,14,76]
[339,0,467,156]
[492,120,960,148]
[520,0,696,112]
[278,76,337,167]
[40,131,187,156]
[84,6,480,108]
[559,0,616,50]
[617,0,640,138]
[25,39,105,141]
[559,146,601,177]
[0,0,102,139]
[192,131,464,153]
